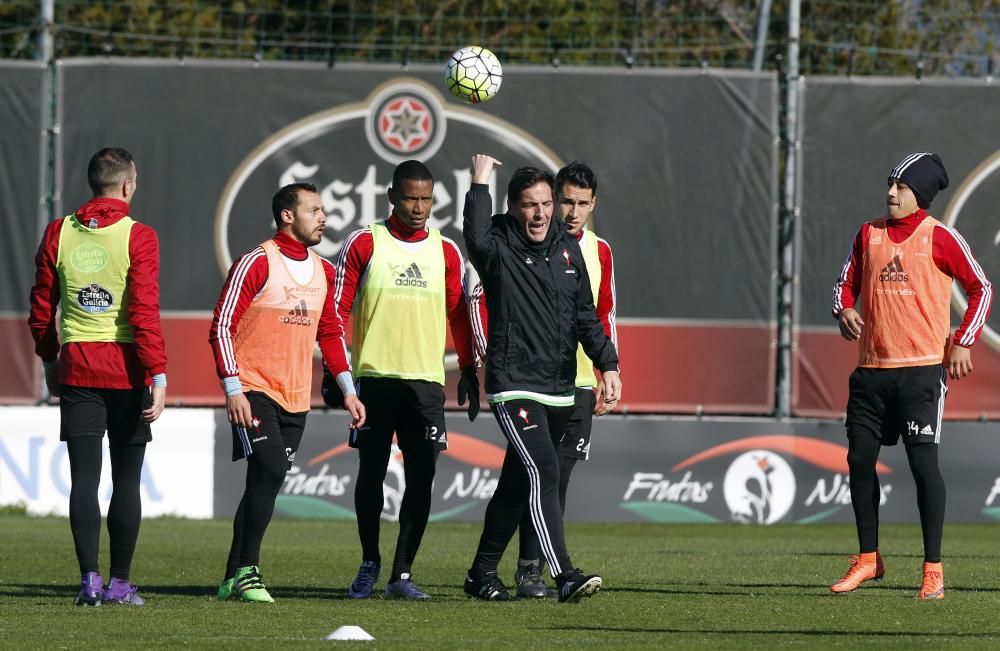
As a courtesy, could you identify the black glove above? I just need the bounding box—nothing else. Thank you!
[457,366,480,422]
[320,363,345,408]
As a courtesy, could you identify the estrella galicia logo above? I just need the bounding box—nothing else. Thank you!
[77,283,113,313]
[367,85,443,163]
[69,242,109,273]
[941,149,1000,353]
[215,77,563,276]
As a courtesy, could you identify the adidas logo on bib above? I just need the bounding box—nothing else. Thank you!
[279,299,312,326]
[878,255,909,282]
[395,262,428,288]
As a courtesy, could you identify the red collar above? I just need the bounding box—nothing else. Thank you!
[887,208,926,226]
[883,208,927,242]
[273,231,309,260]
[388,214,428,242]
[74,198,130,228]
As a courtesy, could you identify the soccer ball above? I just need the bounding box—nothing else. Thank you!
[445,46,502,104]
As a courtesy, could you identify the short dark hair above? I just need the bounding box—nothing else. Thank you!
[555,161,597,196]
[87,148,134,196]
[507,167,554,203]
[392,160,434,189]
[271,182,318,227]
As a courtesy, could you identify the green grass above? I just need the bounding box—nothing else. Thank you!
[1,516,999,649]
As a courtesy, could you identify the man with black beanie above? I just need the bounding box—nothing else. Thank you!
[830,152,992,599]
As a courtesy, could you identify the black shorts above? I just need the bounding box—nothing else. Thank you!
[231,391,307,469]
[349,376,447,451]
[845,365,947,446]
[59,384,152,446]
[558,388,596,460]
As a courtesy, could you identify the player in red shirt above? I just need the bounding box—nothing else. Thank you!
[332,161,478,600]
[830,153,991,599]
[29,148,167,606]
[209,183,364,602]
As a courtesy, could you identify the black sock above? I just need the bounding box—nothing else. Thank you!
[107,444,146,581]
[235,447,287,568]
[68,438,103,576]
[390,448,438,583]
[354,444,391,566]
[846,428,881,553]
[224,496,246,580]
[906,443,946,562]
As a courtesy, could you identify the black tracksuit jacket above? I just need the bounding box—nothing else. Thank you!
[463,183,619,396]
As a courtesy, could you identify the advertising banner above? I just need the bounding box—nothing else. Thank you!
[0,407,215,518]
[0,62,45,404]
[796,77,1000,417]
[214,409,1000,524]
[53,60,778,413]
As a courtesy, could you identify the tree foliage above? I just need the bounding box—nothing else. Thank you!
[1,0,997,76]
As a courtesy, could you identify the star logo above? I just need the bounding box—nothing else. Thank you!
[377,96,433,154]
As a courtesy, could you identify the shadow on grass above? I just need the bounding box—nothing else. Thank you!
[0,583,348,600]
[652,549,1000,560]
[540,625,1000,638]
[609,581,1000,596]
[728,582,1000,594]
[794,551,1000,560]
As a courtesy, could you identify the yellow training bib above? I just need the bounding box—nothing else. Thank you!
[352,222,448,384]
[56,214,135,344]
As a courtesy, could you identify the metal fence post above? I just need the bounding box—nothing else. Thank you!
[776,0,800,418]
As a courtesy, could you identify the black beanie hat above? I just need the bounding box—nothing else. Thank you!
[888,152,949,209]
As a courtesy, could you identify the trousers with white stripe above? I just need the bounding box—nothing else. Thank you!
[471,399,575,579]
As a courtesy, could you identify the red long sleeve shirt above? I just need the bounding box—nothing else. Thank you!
[209,232,351,380]
[28,198,167,389]
[334,215,476,370]
[832,209,992,348]
[470,230,618,365]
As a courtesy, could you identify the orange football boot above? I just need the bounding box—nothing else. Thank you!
[918,561,944,600]
[830,551,884,593]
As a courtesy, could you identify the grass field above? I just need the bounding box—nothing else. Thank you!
[1,515,999,649]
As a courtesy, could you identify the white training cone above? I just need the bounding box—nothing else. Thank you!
[325,625,375,641]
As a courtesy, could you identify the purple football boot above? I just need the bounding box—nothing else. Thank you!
[74,572,103,607]
[103,577,145,606]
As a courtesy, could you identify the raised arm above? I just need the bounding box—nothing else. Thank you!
[463,154,503,273]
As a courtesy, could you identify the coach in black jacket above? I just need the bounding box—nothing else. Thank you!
[461,154,621,603]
